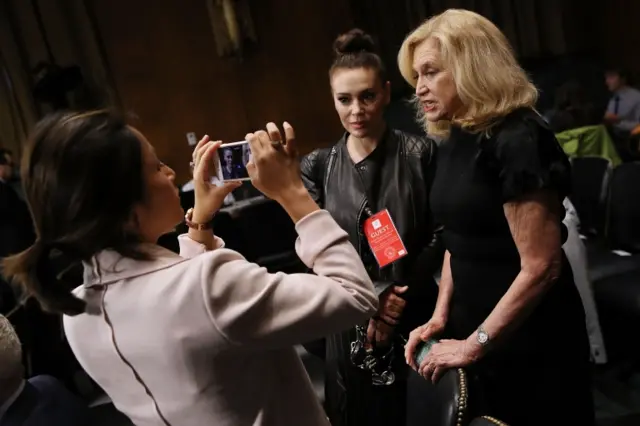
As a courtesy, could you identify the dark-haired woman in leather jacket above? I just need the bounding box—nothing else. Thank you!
[300,28,444,426]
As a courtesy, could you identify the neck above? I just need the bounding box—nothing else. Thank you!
[346,123,386,162]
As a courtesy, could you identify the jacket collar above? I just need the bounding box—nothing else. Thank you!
[83,244,187,288]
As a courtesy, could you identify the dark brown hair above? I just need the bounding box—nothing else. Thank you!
[329,29,387,82]
[1,110,151,316]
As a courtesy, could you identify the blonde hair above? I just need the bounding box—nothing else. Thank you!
[398,9,538,137]
[0,315,23,389]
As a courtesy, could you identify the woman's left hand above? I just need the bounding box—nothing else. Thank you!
[191,135,242,223]
[417,338,482,384]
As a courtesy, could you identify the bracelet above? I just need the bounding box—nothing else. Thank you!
[184,208,212,230]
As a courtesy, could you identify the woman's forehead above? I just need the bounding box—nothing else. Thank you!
[413,38,441,70]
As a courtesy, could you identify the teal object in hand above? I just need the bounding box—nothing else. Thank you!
[413,339,438,366]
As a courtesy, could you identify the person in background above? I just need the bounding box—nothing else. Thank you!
[546,80,602,134]
[400,10,594,425]
[604,67,640,135]
[0,315,90,426]
[301,29,443,426]
[1,110,377,426]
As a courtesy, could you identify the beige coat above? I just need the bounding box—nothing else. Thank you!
[63,210,377,426]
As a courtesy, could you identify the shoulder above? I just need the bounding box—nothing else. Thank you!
[485,108,571,200]
[488,108,564,161]
[391,129,437,159]
[28,375,84,404]
[300,146,334,176]
[626,87,640,97]
[493,108,553,142]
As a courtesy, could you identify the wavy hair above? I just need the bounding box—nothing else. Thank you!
[1,110,149,316]
[398,9,538,137]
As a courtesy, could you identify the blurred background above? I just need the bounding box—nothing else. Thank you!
[2,1,640,425]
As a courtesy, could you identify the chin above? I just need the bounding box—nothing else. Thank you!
[349,128,371,138]
[425,110,447,122]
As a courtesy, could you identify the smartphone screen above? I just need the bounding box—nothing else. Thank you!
[215,141,252,182]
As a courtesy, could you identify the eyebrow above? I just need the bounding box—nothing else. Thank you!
[335,88,375,96]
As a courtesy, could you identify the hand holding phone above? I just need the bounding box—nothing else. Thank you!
[244,122,305,199]
[191,136,241,223]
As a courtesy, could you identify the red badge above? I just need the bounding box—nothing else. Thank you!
[363,209,408,268]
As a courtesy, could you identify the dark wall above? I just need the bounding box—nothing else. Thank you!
[87,0,354,184]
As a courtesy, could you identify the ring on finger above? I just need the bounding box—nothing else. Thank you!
[270,139,283,146]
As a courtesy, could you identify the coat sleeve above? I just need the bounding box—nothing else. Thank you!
[197,210,378,349]
[405,139,445,292]
[300,149,325,208]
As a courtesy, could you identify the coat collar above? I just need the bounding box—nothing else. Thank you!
[83,244,188,288]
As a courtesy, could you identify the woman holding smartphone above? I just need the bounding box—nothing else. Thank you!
[2,111,377,426]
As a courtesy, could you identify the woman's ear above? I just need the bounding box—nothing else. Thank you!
[125,207,142,237]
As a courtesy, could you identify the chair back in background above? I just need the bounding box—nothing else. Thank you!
[606,162,640,252]
[468,416,509,426]
[406,368,471,426]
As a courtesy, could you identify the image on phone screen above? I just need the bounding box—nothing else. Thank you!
[215,141,252,182]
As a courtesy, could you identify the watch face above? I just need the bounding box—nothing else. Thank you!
[478,332,489,344]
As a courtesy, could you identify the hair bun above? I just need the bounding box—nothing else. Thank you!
[333,29,377,57]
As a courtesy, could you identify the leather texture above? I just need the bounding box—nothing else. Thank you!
[301,129,444,336]
[468,416,509,426]
[405,368,470,426]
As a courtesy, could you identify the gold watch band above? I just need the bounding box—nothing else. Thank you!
[184,208,212,230]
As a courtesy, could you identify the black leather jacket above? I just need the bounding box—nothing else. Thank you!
[301,129,444,331]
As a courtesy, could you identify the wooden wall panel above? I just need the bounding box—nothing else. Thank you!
[89,0,250,184]
[235,0,353,146]
[88,0,353,184]
[596,0,640,75]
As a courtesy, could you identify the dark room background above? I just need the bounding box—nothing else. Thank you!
[0,0,637,184]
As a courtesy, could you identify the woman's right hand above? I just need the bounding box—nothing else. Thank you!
[405,316,447,370]
[245,122,304,199]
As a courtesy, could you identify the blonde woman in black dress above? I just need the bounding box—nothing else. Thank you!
[401,10,594,426]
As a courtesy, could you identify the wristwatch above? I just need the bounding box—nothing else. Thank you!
[184,208,212,231]
[476,325,490,346]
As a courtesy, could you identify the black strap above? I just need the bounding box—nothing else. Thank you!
[355,137,387,217]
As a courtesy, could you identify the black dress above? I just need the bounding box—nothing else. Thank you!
[430,109,595,426]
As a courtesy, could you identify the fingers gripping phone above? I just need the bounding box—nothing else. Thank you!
[214,141,252,182]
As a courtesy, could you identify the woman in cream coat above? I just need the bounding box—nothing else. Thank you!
[2,111,378,426]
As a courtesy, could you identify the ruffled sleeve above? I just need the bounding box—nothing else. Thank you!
[491,111,571,203]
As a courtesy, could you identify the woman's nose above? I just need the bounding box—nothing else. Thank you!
[166,166,176,181]
[415,76,428,96]
[351,101,364,115]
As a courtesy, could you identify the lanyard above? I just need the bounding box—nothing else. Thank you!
[354,144,386,218]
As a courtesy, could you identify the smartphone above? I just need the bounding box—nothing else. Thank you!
[214,141,252,182]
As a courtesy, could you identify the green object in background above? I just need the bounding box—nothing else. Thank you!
[555,125,622,167]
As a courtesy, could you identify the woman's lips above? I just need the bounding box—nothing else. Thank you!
[423,102,436,112]
[351,122,365,129]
